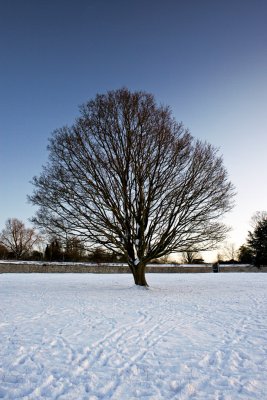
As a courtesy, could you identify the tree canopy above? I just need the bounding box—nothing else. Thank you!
[29,88,235,285]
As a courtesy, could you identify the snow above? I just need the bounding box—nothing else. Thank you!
[133,258,140,266]
[0,273,267,399]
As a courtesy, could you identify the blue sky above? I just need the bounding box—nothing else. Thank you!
[1,0,266,260]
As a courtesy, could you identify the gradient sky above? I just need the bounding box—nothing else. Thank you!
[1,0,266,260]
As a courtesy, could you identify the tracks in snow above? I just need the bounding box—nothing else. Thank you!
[56,309,175,399]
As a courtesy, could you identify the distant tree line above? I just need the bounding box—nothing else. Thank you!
[1,211,267,266]
[0,218,128,262]
[43,237,128,263]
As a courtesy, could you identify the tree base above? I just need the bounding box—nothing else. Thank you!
[129,262,149,287]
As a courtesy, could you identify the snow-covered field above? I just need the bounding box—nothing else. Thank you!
[0,273,266,400]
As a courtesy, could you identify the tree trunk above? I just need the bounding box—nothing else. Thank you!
[130,262,149,287]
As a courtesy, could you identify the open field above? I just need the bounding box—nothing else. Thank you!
[0,273,267,399]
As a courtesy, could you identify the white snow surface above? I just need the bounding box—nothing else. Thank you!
[0,273,266,399]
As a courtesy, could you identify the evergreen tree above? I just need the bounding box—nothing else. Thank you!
[0,244,8,259]
[247,215,267,266]
[238,245,253,264]
[45,238,63,261]
[65,237,85,261]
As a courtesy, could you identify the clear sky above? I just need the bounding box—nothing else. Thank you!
[1,0,266,260]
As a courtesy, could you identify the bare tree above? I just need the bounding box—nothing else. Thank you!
[29,88,235,286]
[181,250,203,264]
[0,218,41,259]
[218,241,238,262]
